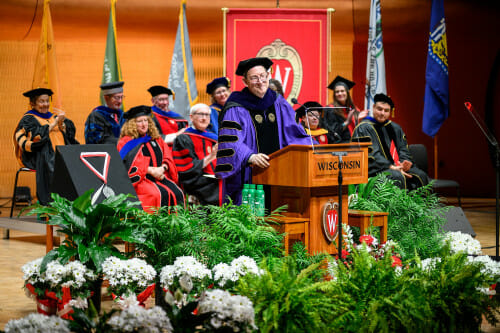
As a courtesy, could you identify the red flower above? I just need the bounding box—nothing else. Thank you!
[391,255,402,267]
[359,235,375,246]
[342,249,350,258]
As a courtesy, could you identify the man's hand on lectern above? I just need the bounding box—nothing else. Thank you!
[249,153,270,168]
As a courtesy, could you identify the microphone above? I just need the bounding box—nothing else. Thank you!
[292,98,315,152]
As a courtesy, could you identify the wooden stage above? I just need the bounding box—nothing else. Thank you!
[0,199,499,332]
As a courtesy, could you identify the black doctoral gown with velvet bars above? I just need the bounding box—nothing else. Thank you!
[351,117,429,190]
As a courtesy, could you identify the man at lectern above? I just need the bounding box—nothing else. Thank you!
[214,57,313,204]
[351,93,429,190]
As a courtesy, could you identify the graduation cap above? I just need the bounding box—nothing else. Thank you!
[206,77,231,94]
[148,85,174,97]
[100,81,124,95]
[23,88,53,98]
[374,93,394,109]
[327,76,355,91]
[235,57,273,76]
[123,105,152,120]
[295,101,323,122]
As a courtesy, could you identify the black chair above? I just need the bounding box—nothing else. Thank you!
[10,167,35,218]
[408,144,461,207]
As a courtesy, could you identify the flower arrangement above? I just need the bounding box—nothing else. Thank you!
[198,289,256,332]
[106,304,173,333]
[159,256,212,303]
[443,231,482,255]
[101,256,156,299]
[4,313,70,333]
[340,234,403,269]
[21,258,96,315]
[212,255,263,289]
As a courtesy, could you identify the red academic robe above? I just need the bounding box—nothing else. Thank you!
[117,136,184,212]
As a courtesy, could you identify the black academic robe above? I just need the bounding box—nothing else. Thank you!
[320,108,351,143]
[172,129,222,206]
[14,110,79,205]
[84,106,123,145]
[351,118,429,190]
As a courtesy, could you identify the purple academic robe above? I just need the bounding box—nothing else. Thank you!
[215,89,312,204]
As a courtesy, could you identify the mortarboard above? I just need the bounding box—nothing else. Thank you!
[206,77,231,94]
[23,88,53,98]
[148,85,174,97]
[123,105,152,120]
[295,101,323,122]
[327,76,355,91]
[235,57,273,76]
[100,81,124,95]
[374,93,395,109]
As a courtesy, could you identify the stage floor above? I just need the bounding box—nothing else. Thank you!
[0,198,499,331]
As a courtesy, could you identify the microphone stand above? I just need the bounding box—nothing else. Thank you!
[332,152,348,258]
[464,102,500,260]
[304,106,316,153]
[293,99,349,257]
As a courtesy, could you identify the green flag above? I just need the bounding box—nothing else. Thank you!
[100,0,123,105]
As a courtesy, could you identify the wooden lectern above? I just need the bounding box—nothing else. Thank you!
[253,143,369,255]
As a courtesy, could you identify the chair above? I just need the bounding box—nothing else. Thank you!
[10,167,35,218]
[408,144,461,207]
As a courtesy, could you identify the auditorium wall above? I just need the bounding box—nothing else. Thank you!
[0,0,498,201]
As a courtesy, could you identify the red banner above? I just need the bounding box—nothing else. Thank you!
[225,8,331,105]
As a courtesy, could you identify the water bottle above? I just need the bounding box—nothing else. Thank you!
[248,184,256,213]
[255,184,266,216]
[241,184,250,206]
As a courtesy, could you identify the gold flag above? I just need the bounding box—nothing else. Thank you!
[32,0,62,112]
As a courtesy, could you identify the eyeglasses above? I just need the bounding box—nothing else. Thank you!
[111,95,125,101]
[247,73,269,83]
[214,88,229,95]
[156,98,169,103]
[193,112,211,118]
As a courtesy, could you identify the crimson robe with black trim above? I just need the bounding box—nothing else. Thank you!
[172,131,223,205]
[117,136,184,212]
[151,107,189,137]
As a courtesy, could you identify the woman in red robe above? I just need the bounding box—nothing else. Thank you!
[117,105,184,212]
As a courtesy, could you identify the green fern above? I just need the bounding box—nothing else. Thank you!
[350,174,446,259]
[236,257,345,333]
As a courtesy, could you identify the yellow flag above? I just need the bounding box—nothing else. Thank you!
[32,0,62,112]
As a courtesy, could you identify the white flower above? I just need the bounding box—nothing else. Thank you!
[419,257,442,272]
[212,256,262,288]
[107,304,173,332]
[159,256,211,289]
[102,257,156,297]
[199,289,256,331]
[477,287,496,296]
[4,313,70,333]
[68,297,88,309]
[467,255,500,280]
[444,231,482,255]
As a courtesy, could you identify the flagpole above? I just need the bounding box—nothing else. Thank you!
[434,135,438,179]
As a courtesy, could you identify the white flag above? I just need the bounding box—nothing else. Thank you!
[168,0,198,120]
[364,0,387,114]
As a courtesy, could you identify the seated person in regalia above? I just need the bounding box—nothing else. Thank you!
[14,88,79,205]
[173,103,222,206]
[351,93,429,191]
[117,105,184,212]
[295,101,329,145]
